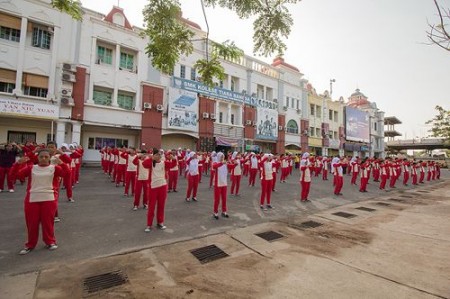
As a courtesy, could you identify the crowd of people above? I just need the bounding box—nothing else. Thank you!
[0,141,444,255]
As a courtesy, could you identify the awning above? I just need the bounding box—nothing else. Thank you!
[216,136,240,147]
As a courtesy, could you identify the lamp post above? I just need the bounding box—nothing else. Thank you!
[330,79,336,98]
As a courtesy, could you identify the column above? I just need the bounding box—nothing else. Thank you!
[112,44,120,107]
[87,37,97,104]
[71,122,82,145]
[215,101,219,120]
[227,103,232,125]
[55,121,66,146]
[239,105,243,126]
[14,17,28,95]
[134,50,142,110]
[47,26,60,101]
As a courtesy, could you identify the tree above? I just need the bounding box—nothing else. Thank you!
[51,0,83,21]
[427,0,450,52]
[425,105,450,142]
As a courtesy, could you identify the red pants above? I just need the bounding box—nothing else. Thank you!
[209,169,216,188]
[322,169,328,180]
[108,161,114,175]
[300,181,311,200]
[403,172,409,185]
[334,176,343,195]
[280,168,288,181]
[412,174,418,185]
[198,166,203,182]
[124,171,136,195]
[249,169,257,186]
[75,163,81,183]
[333,174,337,186]
[359,177,368,191]
[230,175,241,194]
[260,179,272,205]
[431,171,435,180]
[243,164,249,176]
[0,166,13,190]
[373,169,380,181]
[351,172,358,185]
[168,170,178,191]
[315,167,320,177]
[380,175,387,189]
[116,164,126,184]
[63,171,73,199]
[389,175,397,188]
[419,172,425,183]
[272,172,277,191]
[186,174,199,198]
[214,186,227,213]
[178,162,185,175]
[134,180,149,207]
[289,166,293,175]
[147,184,167,226]
[102,160,108,173]
[24,200,57,248]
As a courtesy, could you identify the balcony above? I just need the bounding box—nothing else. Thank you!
[214,123,243,139]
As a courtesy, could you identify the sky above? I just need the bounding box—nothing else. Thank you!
[80,0,450,139]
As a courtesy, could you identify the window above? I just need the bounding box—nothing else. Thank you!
[0,26,20,42]
[118,92,134,110]
[180,65,186,78]
[219,112,223,123]
[329,109,333,120]
[32,27,51,49]
[316,128,321,137]
[286,120,298,134]
[46,133,55,143]
[310,104,315,116]
[334,131,338,140]
[88,137,128,150]
[24,87,47,97]
[374,122,378,132]
[230,79,235,91]
[219,80,223,88]
[22,73,48,97]
[231,114,235,125]
[286,96,289,108]
[97,45,113,65]
[93,89,112,106]
[296,100,299,110]
[0,82,15,93]
[309,127,315,137]
[190,67,196,80]
[316,105,321,118]
[8,131,36,144]
[334,111,338,122]
[120,52,134,71]
[291,98,294,108]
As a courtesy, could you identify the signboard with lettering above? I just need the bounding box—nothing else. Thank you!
[167,88,199,132]
[255,107,278,141]
[0,98,59,119]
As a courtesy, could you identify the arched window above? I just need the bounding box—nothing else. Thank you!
[286,120,298,134]
[112,13,125,27]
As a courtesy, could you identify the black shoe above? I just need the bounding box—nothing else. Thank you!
[213,213,219,220]
[221,212,229,218]
[157,223,166,230]
[185,198,190,202]
[266,204,274,209]
[173,189,178,192]
[192,197,198,202]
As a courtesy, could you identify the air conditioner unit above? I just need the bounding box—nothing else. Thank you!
[252,121,257,126]
[143,102,152,109]
[62,63,76,73]
[278,125,283,131]
[202,112,209,119]
[62,73,76,83]
[60,88,72,97]
[283,106,288,111]
[210,113,216,120]
[245,120,252,126]
[60,97,74,106]
[156,104,164,111]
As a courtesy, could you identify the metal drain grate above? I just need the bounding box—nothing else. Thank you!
[255,231,285,242]
[290,220,323,230]
[375,202,391,206]
[355,207,376,212]
[399,195,413,198]
[83,270,128,294]
[332,211,357,218]
[190,244,229,264]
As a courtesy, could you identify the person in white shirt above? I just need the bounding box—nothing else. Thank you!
[300,152,312,201]
[229,151,242,196]
[259,154,274,210]
[132,151,150,210]
[142,148,175,232]
[212,152,230,219]
[185,151,200,202]
[121,147,137,197]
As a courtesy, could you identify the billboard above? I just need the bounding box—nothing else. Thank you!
[345,106,369,143]
[256,107,278,141]
[168,88,198,132]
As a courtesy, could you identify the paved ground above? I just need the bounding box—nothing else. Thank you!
[0,168,449,298]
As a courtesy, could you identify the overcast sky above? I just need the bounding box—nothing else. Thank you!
[80,0,450,139]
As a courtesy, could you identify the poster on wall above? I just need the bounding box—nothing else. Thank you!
[345,106,370,143]
[256,107,278,140]
[168,88,198,132]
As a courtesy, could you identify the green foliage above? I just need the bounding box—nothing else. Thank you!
[194,56,225,87]
[425,105,450,142]
[212,40,244,61]
[142,0,194,74]
[51,0,83,21]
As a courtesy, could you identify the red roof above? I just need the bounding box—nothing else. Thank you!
[104,6,133,30]
[271,56,300,72]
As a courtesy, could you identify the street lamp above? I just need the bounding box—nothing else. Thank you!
[330,79,336,98]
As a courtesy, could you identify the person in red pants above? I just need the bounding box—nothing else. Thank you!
[185,151,200,202]
[271,155,280,192]
[209,151,217,188]
[419,161,426,183]
[115,147,127,187]
[350,157,360,185]
[372,159,380,182]
[300,152,312,201]
[168,149,179,192]
[11,148,70,254]
[379,160,388,190]
[411,161,419,185]
[259,154,274,210]
[389,159,398,188]
[212,152,229,219]
[248,153,258,187]
[332,156,344,196]
[359,158,369,192]
[229,152,242,196]
[402,158,410,186]
[132,151,149,210]
[142,149,175,232]
[60,143,81,202]
[322,156,329,180]
[121,147,137,197]
[0,142,21,192]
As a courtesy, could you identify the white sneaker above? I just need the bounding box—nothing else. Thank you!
[54,217,61,222]
[144,226,152,233]
[68,198,75,203]
[9,189,14,193]
[47,244,58,250]
[19,248,32,255]
[133,206,138,211]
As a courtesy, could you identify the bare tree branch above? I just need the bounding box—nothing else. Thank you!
[426,0,450,51]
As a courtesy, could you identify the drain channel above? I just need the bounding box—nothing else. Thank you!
[190,244,229,264]
[332,211,357,218]
[355,207,376,212]
[83,270,128,294]
[255,231,285,242]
